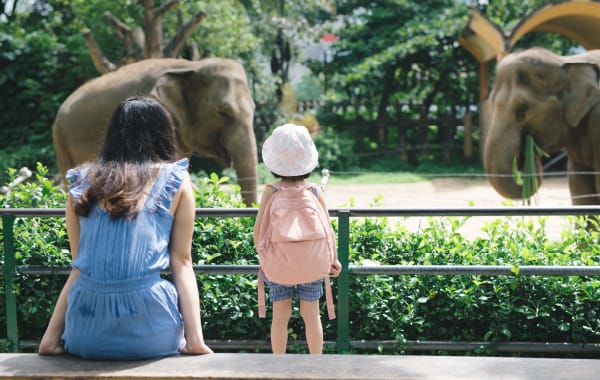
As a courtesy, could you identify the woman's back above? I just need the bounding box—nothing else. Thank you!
[61,159,189,360]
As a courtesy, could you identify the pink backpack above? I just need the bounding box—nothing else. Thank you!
[254,182,336,319]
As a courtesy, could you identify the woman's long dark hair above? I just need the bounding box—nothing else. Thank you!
[74,96,180,220]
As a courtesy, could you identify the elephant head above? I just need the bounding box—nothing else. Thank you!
[53,58,258,206]
[482,47,600,200]
[150,60,257,205]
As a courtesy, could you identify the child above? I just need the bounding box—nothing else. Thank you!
[254,123,342,355]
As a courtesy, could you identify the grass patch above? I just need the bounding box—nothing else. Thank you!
[318,171,427,185]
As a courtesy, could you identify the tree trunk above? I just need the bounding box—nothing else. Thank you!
[375,68,396,146]
[395,103,409,162]
[82,29,116,74]
[83,1,206,74]
[417,67,451,160]
[439,114,453,163]
[164,9,206,58]
[142,0,176,58]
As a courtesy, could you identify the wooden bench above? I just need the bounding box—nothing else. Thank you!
[1,353,600,379]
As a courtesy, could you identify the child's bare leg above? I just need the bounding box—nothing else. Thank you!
[300,300,323,354]
[271,299,292,354]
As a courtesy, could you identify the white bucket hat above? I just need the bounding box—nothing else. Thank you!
[262,123,318,177]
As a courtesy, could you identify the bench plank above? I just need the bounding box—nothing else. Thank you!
[1,353,599,379]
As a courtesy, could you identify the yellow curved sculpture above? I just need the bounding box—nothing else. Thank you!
[460,1,600,63]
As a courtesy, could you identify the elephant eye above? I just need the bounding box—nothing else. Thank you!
[515,103,528,122]
[218,104,234,124]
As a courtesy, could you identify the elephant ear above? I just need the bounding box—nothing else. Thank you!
[562,62,600,127]
[150,69,195,122]
[149,69,195,153]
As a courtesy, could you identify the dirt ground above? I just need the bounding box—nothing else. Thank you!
[321,176,574,239]
[323,176,572,208]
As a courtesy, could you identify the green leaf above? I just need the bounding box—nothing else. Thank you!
[512,156,523,186]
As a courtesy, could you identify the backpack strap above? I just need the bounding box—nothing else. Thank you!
[258,270,267,318]
[304,181,336,320]
[324,276,336,320]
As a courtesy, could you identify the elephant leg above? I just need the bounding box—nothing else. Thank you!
[568,160,600,231]
[567,160,600,205]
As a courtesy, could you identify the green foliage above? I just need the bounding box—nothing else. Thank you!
[294,73,324,101]
[0,164,70,339]
[309,1,477,167]
[0,0,97,181]
[347,215,600,347]
[312,128,359,172]
[513,135,548,202]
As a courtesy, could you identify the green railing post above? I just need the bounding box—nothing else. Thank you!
[336,210,350,353]
[2,215,19,352]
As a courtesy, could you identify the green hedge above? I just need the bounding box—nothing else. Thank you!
[1,165,600,353]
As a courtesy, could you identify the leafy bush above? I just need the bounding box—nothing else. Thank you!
[2,164,600,354]
[0,164,70,338]
[347,215,600,348]
[313,128,360,172]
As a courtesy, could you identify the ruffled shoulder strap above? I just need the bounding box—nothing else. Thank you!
[66,165,91,201]
[266,182,280,192]
[147,158,189,213]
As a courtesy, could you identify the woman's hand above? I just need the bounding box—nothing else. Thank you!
[38,336,65,355]
[179,341,213,355]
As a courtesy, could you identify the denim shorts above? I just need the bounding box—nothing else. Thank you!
[264,275,323,302]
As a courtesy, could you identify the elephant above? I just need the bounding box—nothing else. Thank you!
[52,58,257,205]
[482,47,600,205]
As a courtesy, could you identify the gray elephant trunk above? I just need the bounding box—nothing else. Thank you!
[483,138,543,200]
[228,136,258,206]
[237,163,258,206]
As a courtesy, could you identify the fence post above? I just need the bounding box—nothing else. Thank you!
[336,210,350,353]
[2,215,19,352]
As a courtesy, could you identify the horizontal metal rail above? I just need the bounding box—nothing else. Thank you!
[350,265,600,276]
[3,206,600,217]
[17,264,600,277]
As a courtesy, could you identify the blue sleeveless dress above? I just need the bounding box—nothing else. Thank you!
[61,159,189,360]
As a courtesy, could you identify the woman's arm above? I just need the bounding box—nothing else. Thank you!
[38,196,80,355]
[169,173,212,355]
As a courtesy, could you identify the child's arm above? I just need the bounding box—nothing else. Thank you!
[316,187,342,277]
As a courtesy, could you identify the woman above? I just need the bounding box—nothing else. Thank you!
[39,96,212,359]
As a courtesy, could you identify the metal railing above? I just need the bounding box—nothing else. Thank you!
[3,206,600,354]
